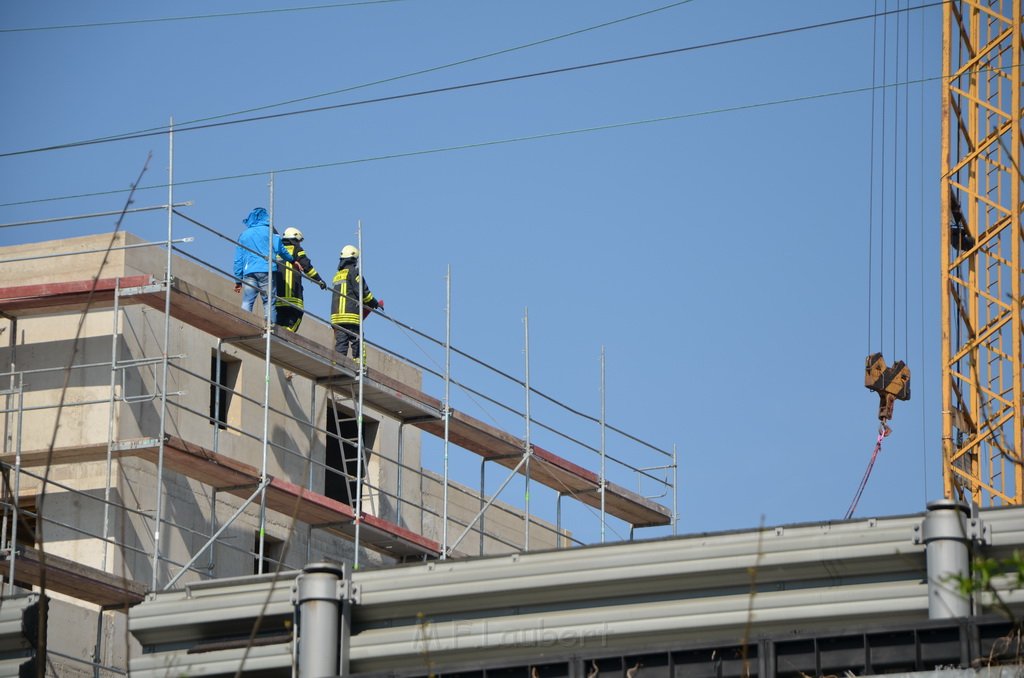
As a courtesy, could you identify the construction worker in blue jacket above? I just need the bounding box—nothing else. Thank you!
[274,227,327,332]
[331,245,382,361]
[232,207,298,324]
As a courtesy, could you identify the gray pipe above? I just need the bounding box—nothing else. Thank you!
[920,499,972,619]
[296,562,346,678]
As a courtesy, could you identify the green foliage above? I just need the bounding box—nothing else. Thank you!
[951,550,1024,622]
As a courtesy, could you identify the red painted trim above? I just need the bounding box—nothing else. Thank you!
[0,275,154,302]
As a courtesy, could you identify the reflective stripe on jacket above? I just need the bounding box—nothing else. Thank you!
[330,260,376,325]
[275,241,324,309]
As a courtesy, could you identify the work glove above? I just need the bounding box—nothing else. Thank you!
[234,283,242,293]
[318,280,327,290]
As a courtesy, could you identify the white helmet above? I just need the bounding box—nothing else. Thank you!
[283,227,303,240]
[340,245,359,259]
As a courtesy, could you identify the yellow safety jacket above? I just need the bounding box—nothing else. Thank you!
[331,261,377,325]
[275,241,324,310]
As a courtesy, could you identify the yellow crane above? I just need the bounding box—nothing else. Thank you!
[941,0,1023,505]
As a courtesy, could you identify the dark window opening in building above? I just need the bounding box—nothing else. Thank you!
[253,532,285,575]
[324,403,377,507]
[209,352,241,430]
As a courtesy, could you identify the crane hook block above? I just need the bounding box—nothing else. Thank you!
[865,353,911,423]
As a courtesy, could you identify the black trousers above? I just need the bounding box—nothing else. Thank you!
[334,323,361,358]
[275,305,304,332]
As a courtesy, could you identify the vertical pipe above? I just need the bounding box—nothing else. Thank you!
[672,443,679,535]
[257,175,274,575]
[479,459,486,556]
[206,488,218,575]
[307,378,317,566]
[102,280,121,572]
[150,117,174,590]
[213,339,223,454]
[600,346,606,543]
[921,499,972,619]
[556,492,563,549]
[442,266,452,559]
[296,562,344,678]
[523,308,531,552]
[354,221,365,570]
[7,379,23,595]
[397,423,405,523]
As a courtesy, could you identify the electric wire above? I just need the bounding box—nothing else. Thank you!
[44,0,700,148]
[0,1,945,160]
[867,0,879,356]
[0,73,954,210]
[892,0,900,361]
[0,0,411,33]
[880,0,889,358]
[918,1,928,503]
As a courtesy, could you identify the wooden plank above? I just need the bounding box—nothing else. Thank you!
[0,546,146,608]
[416,411,672,527]
[159,437,440,558]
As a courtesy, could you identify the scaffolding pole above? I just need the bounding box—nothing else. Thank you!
[354,220,365,570]
[443,266,452,559]
[150,117,175,591]
[523,308,532,552]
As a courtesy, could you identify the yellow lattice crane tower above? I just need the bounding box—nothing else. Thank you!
[941,0,1023,505]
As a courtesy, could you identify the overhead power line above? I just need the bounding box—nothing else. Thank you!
[55,0,699,149]
[0,1,945,160]
[0,74,945,209]
[0,0,411,33]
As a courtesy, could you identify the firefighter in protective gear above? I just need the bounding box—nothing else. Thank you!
[274,227,327,332]
[331,245,382,360]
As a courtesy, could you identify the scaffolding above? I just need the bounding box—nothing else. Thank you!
[0,162,677,639]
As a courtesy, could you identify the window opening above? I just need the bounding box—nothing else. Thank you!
[209,353,241,430]
[325,402,377,507]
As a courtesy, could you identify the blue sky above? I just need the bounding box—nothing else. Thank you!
[0,1,943,543]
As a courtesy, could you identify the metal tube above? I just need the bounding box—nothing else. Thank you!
[672,443,679,535]
[354,221,365,570]
[7,378,24,595]
[257,176,274,575]
[479,458,486,556]
[307,377,317,564]
[523,308,531,552]
[556,492,563,549]
[0,203,191,229]
[163,477,270,591]
[213,339,223,453]
[600,346,606,543]
[296,562,345,678]
[150,117,174,590]
[448,454,530,555]
[101,279,121,572]
[442,266,452,559]
[921,499,971,619]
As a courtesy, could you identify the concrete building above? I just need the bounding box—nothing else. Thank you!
[0,229,673,675]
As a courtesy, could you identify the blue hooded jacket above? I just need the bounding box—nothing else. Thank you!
[232,207,294,280]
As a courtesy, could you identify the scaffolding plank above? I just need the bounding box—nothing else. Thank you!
[416,411,672,528]
[158,437,440,558]
[0,545,146,608]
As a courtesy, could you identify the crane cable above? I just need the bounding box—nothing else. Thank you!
[845,425,891,520]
